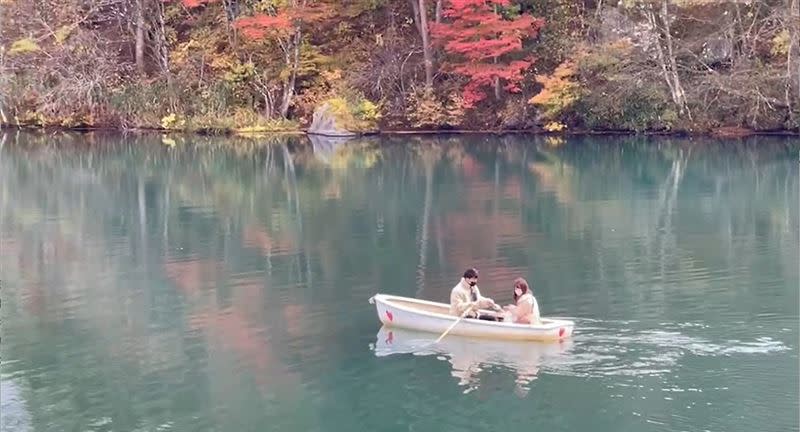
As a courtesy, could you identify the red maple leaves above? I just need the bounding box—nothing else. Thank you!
[180,0,332,40]
[432,0,544,107]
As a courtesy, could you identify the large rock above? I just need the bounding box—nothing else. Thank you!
[307,102,357,137]
[701,37,733,67]
[598,7,656,51]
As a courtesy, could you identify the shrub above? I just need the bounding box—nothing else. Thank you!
[322,92,382,132]
[405,89,465,129]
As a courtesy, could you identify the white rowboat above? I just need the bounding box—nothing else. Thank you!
[369,294,575,341]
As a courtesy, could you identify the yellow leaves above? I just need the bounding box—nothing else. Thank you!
[223,61,256,83]
[59,113,94,128]
[209,54,234,71]
[771,30,789,57]
[169,41,194,67]
[7,26,73,56]
[530,60,578,104]
[355,99,381,122]
[16,110,46,126]
[327,97,349,114]
[54,25,73,44]
[529,60,580,122]
[9,38,40,55]
[324,94,382,132]
[161,113,186,130]
[544,122,566,132]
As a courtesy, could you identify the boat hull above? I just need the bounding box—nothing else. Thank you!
[369,294,574,341]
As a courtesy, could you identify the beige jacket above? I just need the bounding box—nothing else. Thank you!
[449,279,496,317]
[510,292,540,325]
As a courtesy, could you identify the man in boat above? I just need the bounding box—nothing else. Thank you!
[450,268,503,321]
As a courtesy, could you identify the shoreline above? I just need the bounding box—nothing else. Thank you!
[1,124,797,139]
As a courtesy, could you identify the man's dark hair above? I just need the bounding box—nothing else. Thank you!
[463,268,479,279]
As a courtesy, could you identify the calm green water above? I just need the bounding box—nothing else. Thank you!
[1,131,798,432]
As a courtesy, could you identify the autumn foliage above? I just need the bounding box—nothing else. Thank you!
[181,0,331,39]
[432,0,545,107]
[235,15,294,39]
[234,2,334,39]
[181,0,217,7]
[529,60,580,122]
[1,0,796,132]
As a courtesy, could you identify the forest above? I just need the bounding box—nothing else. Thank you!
[1,0,798,134]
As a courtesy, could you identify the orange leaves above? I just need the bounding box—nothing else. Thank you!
[234,2,335,40]
[529,60,577,104]
[235,14,293,39]
[181,0,217,8]
[529,60,580,121]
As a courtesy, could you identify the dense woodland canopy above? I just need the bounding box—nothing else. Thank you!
[0,0,798,133]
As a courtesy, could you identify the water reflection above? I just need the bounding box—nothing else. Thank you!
[372,326,574,396]
[1,131,797,432]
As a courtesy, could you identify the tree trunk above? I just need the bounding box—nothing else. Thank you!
[796,0,800,105]
[409,0,434,90]
[135,0,146,74]
[409,0,422,36]
[493,57,501,100]
[258,81,275,119]
[788,0,799,120]
[492,5,501,100]
[435,0,442,23]
[280,28,302,118]
[153,0,170,75]
[660,0,689,118]
[646,1,690,118]
[221,0,239,23]
[221,0,240,46]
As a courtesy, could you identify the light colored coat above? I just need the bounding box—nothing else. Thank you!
[510,292,540,325]
[449,279,495,317]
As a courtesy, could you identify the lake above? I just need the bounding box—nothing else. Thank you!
[1,131,798,432]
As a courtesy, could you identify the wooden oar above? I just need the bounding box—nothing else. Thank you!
[434,306,474,344]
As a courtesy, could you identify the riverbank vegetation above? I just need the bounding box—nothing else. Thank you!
[1,0,798,134]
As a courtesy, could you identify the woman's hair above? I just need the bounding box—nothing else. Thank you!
[513,277,529,301]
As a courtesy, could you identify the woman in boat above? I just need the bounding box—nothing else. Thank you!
[450,268,502,321]
[504,277,540,325]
